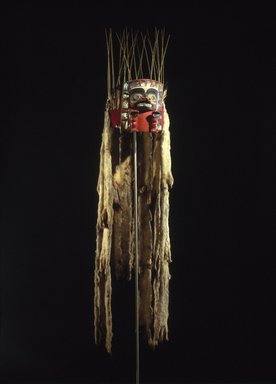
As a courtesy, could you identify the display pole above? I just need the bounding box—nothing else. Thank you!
[133,131,140,384]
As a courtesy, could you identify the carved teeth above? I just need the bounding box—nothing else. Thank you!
[137,103,152,108]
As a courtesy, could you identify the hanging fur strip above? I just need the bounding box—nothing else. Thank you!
[94,29,173,353]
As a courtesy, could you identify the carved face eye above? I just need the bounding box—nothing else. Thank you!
[130,93,143,103]
[147,93,157,103]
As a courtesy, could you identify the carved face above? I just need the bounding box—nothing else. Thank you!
[129,87,158,112]
[126,79,163,112]
[118,79,164,132]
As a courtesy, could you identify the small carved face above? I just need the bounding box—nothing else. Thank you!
[119,79,164,131]
[125,79,163,113]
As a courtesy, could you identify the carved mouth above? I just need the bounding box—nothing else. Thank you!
[136,102,152,109]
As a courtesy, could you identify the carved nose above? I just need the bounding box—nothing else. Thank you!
[140,97,148,102]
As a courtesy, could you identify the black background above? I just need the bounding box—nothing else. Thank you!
[1,2,276,383]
